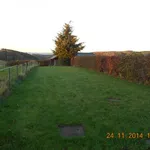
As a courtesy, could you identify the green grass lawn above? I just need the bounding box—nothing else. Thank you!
[0,66,22,95]
[0,60,6,69]
[0,66,150,150]
[0,64,34,95]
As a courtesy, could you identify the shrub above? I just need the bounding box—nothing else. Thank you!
[38,60,50,66]
[118,52,147,83]
[73,56,96,70]
[56,58,71,66]
[71,51,150,85]
[6,60,29,66]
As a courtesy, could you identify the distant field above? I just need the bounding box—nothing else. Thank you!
[0,60,6,69]
[0,49,38,61]
[0,60,6,64]
[0,66,150,149]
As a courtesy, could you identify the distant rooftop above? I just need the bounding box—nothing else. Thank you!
[50,55,58,59]
[76,52,95,56]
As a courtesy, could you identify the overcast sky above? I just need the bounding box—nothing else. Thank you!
[0,0,150,53]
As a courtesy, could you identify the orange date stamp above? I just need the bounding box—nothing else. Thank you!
[106,133,150,139]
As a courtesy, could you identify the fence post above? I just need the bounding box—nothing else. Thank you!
[25,63,27,74]
[16,65,18,78]
[30,62,32,70]
[28,62,30,71]
[8,68,11,89]
[21,64,23,74]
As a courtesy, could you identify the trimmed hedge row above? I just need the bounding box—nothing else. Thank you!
[38,58,71,66]
[38,60,50,66]
[55,58,71,66]
[6,60,33,66]
[72,56,97,70]
[71,52,150,85]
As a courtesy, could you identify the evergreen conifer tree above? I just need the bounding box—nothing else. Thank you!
[52,22,85,65]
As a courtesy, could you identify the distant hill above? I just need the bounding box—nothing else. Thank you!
[0,49,38,61]
[94,50,150,56]
[141,51,150,56]
[30,53,53,60]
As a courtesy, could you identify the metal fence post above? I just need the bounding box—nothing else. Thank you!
[8,68,11,89]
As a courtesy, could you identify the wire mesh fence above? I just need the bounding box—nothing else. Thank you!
[0,61,39,96]
[0,64,6,69]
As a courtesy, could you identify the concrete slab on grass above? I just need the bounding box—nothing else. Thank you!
[58,124,85,138]
[107,97,121,102]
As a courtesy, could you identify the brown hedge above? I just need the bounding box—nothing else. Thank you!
[38,60,50,66]
[72,56,97,71]
[6,60,30,66]
[71,51,150,85]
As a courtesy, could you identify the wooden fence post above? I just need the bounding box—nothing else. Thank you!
[29,62,30,70]
[16,65,18,78]
[8,68,11,89]
[22,64,24,74]
[25,63,27,74]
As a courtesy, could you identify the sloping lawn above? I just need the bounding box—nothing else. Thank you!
[0,66,150,150]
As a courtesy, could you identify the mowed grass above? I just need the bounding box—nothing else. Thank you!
[0,64,35,95]
[0,60,6,69]
[0,66,150,150]
[0,66,23,95]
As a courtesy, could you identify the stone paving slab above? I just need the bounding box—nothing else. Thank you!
[58,124,85,138]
